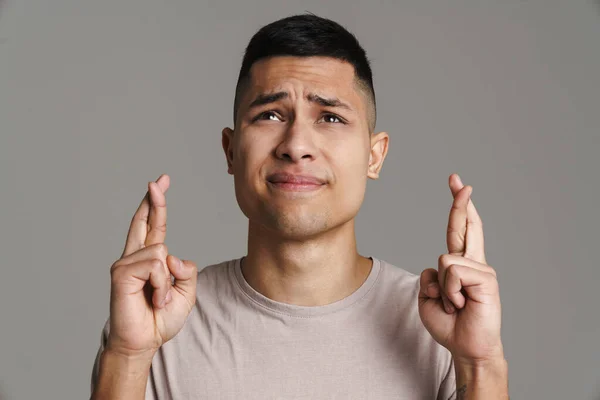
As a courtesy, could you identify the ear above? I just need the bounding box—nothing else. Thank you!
[367,131,389,180]
[221,127,235,175]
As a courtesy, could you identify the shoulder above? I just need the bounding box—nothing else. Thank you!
[368,257,424,327]
[373,257,422,295]
[193,257,241,299]
[198,258,239,281]
[197,258,236,277]
[371,257,455,383]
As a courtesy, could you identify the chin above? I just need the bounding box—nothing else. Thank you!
[238,191,360,240]
[258,204,363,241]
[263,208,332,240]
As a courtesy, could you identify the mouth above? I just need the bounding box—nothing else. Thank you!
[266,172,326,192]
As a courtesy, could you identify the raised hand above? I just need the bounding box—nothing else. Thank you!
[418,174,504,363]
[106,174,198,359]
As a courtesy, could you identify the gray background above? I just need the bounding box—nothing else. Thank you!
[0,0,598,399]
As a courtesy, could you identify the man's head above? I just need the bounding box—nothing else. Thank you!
[222,14,389,240]
[232,14,377,132]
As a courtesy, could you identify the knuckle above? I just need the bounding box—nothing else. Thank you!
[134,211,149,224]
[149,243,169,258]
[467,219,482,228]
[157,242,169,255]
[447,264,459,277]
[438,254,450,268]
[148,221,167,235]
[487,270,498,282]
[149,258,164,272]
[155,223,167,233]
[420,268,435,282]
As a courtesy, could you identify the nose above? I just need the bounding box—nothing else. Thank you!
[275,119,318,163]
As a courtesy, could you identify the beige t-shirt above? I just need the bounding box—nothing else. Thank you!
[91,257,457,399]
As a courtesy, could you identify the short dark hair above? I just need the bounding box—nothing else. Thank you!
[233,13,376,131]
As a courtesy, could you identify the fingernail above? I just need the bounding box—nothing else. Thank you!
[427,282,438,296]
[447,302,456,313]
[165,290,172,304]
[170,255,180,269]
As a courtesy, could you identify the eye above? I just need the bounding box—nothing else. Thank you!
[319,113,345,124]
[253,111,282,122]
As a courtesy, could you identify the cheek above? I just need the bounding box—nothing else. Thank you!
[232,133,274,200]
[329,139,370,202]
[329,133,371,174]
[337,159,369,195]
[234,134,268,175]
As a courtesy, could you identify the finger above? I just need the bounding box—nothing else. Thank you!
[439,254,496,309]
[166,255,198,306]
[422,267,454,313]
[419,268,441,299]
[449,174,486,263]
[447,177,472,257]
[444,264,466,309]
[115,243,169,268]
[145,175,170,247]
[438,254,496,277]
[437,260,456,314]
[122,174,170,258]
[111,259,171,308]
[445,264,498,305]
[122,191,150,258]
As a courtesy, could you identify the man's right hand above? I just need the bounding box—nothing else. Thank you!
[106,174,198,360]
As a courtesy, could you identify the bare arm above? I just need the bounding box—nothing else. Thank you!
[91,349,154,400]
[454,357,509,400]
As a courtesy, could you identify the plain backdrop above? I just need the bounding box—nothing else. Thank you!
[1,0,599,399]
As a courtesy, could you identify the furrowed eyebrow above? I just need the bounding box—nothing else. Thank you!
[248,92,288,109]
[307,93,353,111]
[246,91,354,112]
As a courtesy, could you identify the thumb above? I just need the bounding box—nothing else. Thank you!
[166,254,198,300]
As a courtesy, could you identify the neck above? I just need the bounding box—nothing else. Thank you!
[242,219,373,307]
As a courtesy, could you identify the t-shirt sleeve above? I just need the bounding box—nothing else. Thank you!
[438,355,457,400]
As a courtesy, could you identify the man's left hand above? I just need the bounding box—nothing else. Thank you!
[418,173,504,364]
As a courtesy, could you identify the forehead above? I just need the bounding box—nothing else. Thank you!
[246,56,364,107]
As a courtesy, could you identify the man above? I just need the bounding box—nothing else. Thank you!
[91,13,508,399]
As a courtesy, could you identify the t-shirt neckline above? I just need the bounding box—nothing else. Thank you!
[232,256,381,318]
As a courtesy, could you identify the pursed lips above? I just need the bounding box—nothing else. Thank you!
[266,172,326,191]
